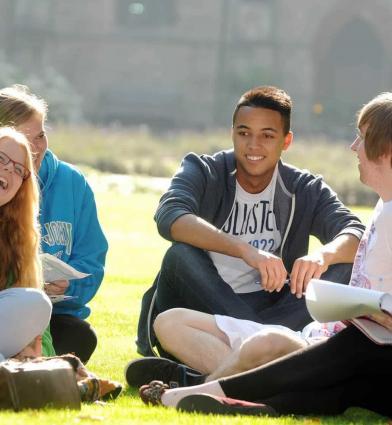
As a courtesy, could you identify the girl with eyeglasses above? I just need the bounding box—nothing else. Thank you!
[0,126,122,401]
[0,126,52,360]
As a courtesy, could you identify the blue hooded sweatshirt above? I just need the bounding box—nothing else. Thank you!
[38,149,108,319]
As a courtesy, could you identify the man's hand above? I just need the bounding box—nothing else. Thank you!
[369,312,392,331]
[241,245,288,292]
[44,279,70,295]
[290,234,360,299]
[171,215,288,291]
[290,252,329,298]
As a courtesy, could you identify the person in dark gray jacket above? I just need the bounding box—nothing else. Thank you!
[136,85,364,358]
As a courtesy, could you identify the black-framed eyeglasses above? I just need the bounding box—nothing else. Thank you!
[0,151,30,180]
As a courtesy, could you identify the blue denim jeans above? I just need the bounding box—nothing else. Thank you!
[155,243,352,332]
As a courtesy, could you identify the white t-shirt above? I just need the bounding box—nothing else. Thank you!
[348,199,392,343]
[209,165,281,293]
[351,198,392,292]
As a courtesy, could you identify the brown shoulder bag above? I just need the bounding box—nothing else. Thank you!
[0,357,81,411]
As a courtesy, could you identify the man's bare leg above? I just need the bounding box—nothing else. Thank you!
[157,330,307,408]
[13,335,42,360]
[154,308,232,374]
[206,329,308,381]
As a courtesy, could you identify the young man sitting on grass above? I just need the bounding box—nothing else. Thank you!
[136,85,364,361]
[135,91,392,418]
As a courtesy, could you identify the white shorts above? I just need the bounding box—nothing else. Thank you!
[215,314,304,350]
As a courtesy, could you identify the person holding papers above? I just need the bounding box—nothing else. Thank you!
[0,85,108,363]
[136,93,392,418]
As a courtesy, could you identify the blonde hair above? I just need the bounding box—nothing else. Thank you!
[357,92,392,165]
[0,127,42,289]
[0,84,48,126]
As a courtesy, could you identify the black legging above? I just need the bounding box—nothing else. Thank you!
[261,374,389,416]
[50,314,97,364]
[219,325,392,417]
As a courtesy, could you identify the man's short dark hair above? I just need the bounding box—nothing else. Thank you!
[232,86,292,135]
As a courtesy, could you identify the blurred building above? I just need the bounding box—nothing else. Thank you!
[1,0,391,137]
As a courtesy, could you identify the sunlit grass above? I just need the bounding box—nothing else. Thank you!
[1,187,384,425]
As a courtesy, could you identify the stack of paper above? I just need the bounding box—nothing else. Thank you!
[305,279,392,344]
[41,254,89,304]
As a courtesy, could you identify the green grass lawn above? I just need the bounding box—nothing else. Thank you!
[0,189,387,424]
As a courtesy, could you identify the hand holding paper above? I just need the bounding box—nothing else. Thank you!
[45,279,70,295]
[40,254,89,304]
[368,311,392,332]
[305,279,392,345]
[305,279,392,323]
[49,295,78,304]
[41,253,90,283]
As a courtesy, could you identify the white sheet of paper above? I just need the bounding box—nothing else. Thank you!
[49,295,78,304]
[41,253,90,282]
[305,278,391,322]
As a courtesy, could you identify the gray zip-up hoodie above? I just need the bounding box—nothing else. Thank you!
[155,149,365,272]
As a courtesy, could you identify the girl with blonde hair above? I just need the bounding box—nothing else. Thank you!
[0,84,108,364]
